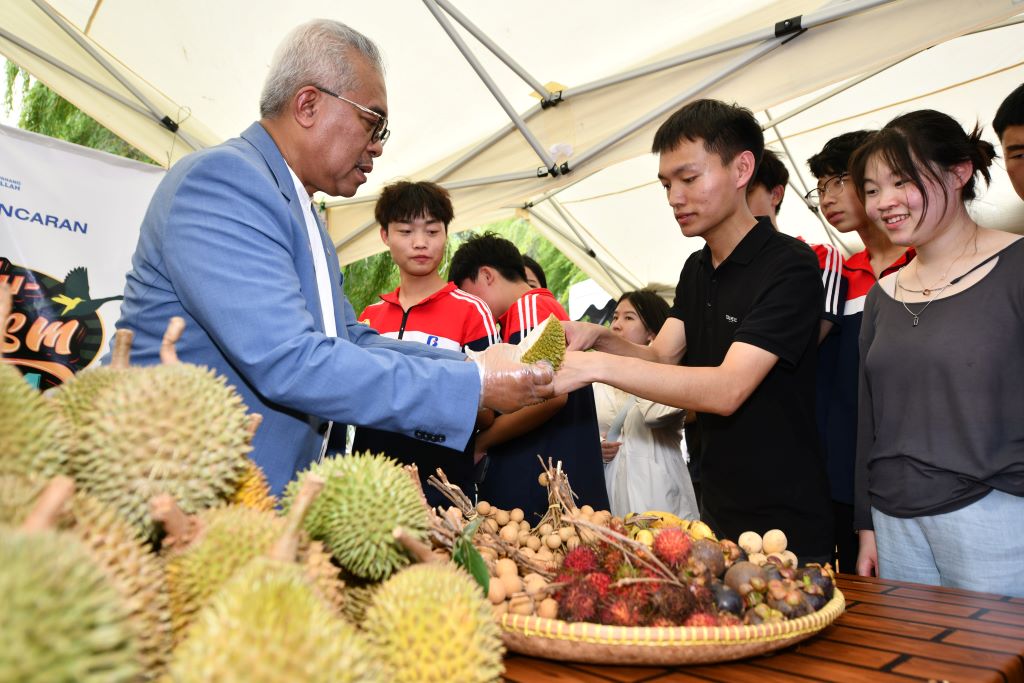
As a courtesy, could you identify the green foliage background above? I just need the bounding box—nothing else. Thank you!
[5,61,589,316]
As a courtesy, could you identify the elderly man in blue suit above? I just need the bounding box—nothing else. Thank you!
[112,19,553,495]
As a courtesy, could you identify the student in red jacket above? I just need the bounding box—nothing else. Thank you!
[355,181,499,505]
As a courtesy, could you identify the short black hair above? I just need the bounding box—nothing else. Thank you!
[521,254,547,289]
[375,180,454,232]
[450,232,528,286]
[807,130,874,179]
[748,148,789,213]
[618,289,670,336]
[652,99,764,185]
[993,82,1024,139]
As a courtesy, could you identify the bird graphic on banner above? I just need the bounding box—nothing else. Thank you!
[51,266,124,317]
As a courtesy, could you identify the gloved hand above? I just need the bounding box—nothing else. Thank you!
[469,343,555,414]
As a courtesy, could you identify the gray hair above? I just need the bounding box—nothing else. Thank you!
[259,19,384,119]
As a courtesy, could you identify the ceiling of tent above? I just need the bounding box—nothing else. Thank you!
[3,0,1023,296]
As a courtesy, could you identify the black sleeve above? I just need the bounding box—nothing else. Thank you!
[732,245,822,368]
[668,253,700,322]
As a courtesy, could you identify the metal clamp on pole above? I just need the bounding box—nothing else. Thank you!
[160,116,179,133]
[540,91,564,109]
[774,15,803,37]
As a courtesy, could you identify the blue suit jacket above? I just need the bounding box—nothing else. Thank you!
[112,122,480,494]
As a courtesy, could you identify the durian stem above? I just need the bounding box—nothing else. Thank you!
[393,527,440,564]
[150,494,197,552]
[21,475,75,532]
[402,464,434,519]
[271,474,324,562]
[245,413,263,441]
[159,316,186,365]
[427,469,476,518]
[109,329,134,369]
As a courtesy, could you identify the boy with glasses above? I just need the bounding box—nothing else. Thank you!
[806,131,913,571]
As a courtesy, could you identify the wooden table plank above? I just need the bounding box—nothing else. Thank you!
[824,624,1020,670]
[892,656,1010,683]
[847,602,1024,640]
[889,587,1024,614]
[833,611,949,639]
[674,662,818,682]
[841,587,984,617]
[752,653,921,683]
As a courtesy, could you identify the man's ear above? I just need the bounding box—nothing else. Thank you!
[293,86,320,130]
[379,226,390,246]
[734,150,757,190]
[771,184,786,209]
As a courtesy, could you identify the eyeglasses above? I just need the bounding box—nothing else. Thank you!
[315,86,390,145]
[804,173,848,207]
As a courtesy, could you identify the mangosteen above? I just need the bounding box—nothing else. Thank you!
[723,561,763,594]
[711,581,744,616]
[797,566,834,600]
[689,538,726,578]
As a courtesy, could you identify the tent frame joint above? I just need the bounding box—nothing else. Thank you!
[774,15,803,38]
[160,116,179,133]
[540,90,564,109]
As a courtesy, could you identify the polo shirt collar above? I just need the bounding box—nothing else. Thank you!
[698,217,773,268]
[845,246,916,277]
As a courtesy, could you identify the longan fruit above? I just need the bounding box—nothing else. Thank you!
[483,518,499,534]
[779,550,799,568]
[476,501,492,516]
[762,529,788,555]
[519,520,532,532]
[510,508,525,523]
[537,598,558,619]
[487,578,507,604]
[499,523,519,543]
[538,523,554,536]
[545,534,562,550]
[565,535,580,551]
[526,536,542,552]
[509,595,534,615]
[536,547,554,562]
[519,546,536,557]
[495,557,519,578]
[501,573,524,596]
[580,504,595,516]
[538,472,549,486]
[494,509,511,527]
[557,526,575,542]
[517,531,531,546]
[446,507,464,523]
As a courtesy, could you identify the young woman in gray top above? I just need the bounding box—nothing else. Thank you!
[849,109,1024,597]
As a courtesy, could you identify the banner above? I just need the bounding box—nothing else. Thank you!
[0,123,164,389]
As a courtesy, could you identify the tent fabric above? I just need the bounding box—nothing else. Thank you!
[3,0,1023,296]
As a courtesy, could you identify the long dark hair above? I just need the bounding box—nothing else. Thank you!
[618,289,670,336]
[849,110,996,225]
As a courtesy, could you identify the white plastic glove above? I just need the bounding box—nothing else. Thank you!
[469,343,555,414]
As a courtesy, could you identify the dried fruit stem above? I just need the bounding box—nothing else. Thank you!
[21,475,75,532]
[271,474,324,562]
[245,413,263,441]
[109,329,134,369]
[426,469,476,519]
[150,494,199,552]
[159,316,186,365]
[393,527,440,564]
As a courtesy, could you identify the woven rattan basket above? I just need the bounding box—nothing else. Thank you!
[499,587,845,665]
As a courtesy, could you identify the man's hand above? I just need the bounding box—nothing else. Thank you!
[600,437,621,463]
[552,350,602,395]
[562,320,608,352]
[473,343,555,414]
[856,530,878,577]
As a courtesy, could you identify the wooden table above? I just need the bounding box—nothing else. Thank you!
[503,574,1024,682]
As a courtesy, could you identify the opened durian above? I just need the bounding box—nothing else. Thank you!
[0,478,140,683]
[231,456,276,512]
[518,313,566,370]
[363,563,505,683]
[69,318,251,539]
[283,452,429,580]
[169,475,380,683]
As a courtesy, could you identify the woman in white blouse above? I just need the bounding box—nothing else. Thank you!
[594,290,700,519]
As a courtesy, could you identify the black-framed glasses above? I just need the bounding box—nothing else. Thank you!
[804,173,848,207]
[315,86,390,145]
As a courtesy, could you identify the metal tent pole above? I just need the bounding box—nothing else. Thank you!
[422,0,558,173]
[432,0,554,102]
[29,0,205,151]
[547,198,639,287]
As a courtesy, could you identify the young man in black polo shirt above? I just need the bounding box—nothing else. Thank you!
[557,99,834,564]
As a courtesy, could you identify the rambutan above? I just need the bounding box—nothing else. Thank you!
[583,572,612,599]
[600,598,643,627]
[557,582,598,623]
[649,617,677,628]
[684,612,720,628]
[718,613,743,626]
[653,528,692,569]
[600,548,627,576]
[649,584,697,621]
[561,546,598,575]
[688,583,715,612]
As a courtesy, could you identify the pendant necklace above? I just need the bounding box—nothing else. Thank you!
[895,267,950,327]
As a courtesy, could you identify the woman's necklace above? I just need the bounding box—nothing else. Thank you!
[895,267,951,327]
[897,228,977,295]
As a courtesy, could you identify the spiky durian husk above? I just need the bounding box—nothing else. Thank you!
[230,459,276,512]
[339,578,381,625]
[363,564,505,683]
[519,313,566,370]
[283,452,430,581]
[169,558,379,683]
[69,363,250,539]
[165,505,344,643]
[0,473,172,680]
[50,365,133,429]
[0,526,140,683]
[0,363,70,477]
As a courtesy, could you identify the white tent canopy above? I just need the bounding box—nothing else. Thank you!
[4,0,1023,296]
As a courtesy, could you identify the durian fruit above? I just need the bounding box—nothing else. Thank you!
[169,474,381,683]
[363,563,505,683]
[340,576,382,625]
[0,478,140,683]
[156,499,343,643]
[518,313,566,370]
[0,475,171,680]
[283,452,430,580]
[231,457,276,512]
[0,285,71,477]
[50,329,135,429]
[69,318,251,539]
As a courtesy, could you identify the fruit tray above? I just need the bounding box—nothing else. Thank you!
[498,587,845,665]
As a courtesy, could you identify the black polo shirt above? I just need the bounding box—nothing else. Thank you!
[670,217,834,560]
